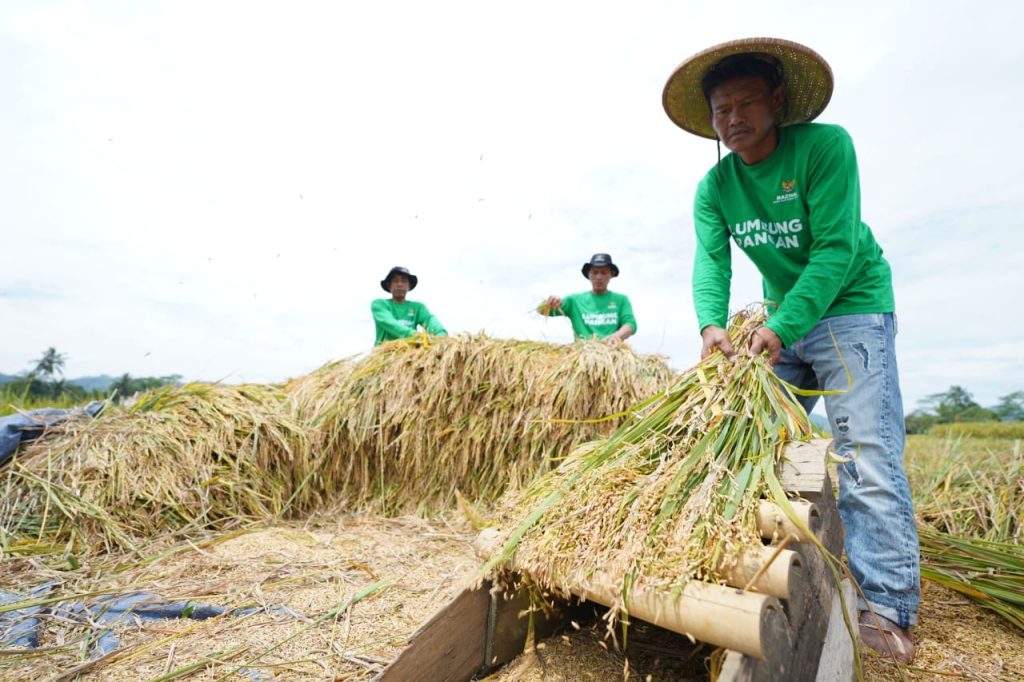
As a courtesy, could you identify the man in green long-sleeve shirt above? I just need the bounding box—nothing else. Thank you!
[540,253,636,342]
[371,266,447,346]
[663,38,918,662]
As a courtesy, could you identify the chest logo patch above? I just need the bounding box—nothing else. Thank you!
[774,178,799,204]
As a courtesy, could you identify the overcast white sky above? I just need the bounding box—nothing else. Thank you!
[2,0,1022,412]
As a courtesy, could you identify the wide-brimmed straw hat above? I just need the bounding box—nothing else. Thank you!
[663,37,833,139]
[381,266,418,292]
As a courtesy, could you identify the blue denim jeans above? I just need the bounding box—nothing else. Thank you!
[774,313,920,627]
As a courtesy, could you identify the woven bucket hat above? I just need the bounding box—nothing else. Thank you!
[663,37,833,139]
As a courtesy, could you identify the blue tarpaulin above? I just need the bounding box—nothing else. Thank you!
[0,401,104,465]
[1,585,299,673]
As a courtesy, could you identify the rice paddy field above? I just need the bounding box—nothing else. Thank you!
[0,388,85,417]
[0,331,1021,680]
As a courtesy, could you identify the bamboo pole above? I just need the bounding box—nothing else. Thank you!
[756,499,815,543]
[715,544,801,599]
[475,529,792,659]
[572,570,788,659]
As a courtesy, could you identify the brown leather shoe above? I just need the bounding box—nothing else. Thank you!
[858,610,915,664]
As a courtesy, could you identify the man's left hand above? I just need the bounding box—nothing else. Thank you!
[750,326,782,365]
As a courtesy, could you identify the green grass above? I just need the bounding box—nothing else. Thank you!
[928,421,1024,439]
[0,387,89,417]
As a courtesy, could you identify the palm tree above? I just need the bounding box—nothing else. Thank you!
[32,347,66,382]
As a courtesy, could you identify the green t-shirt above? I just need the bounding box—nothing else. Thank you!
[693,123,894,347]
[371,298,447,345]
[546,291,637,339]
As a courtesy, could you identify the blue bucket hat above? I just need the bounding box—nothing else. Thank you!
[581,253,620,279]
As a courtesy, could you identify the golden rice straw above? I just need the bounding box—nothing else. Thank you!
[285,334,672,514]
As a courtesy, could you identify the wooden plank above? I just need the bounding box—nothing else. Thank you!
[485,579,571,669]
[721,464,849,681]
[779,438,832,501]
[377,582,490,682]
[815,579,856,682]
[808,469,844,559]
[715,598,795,680]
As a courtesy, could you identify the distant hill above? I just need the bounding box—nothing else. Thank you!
[0,373,17,385]
[67,375,116,392]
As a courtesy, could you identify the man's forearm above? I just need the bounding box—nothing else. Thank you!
[609,324,635,342]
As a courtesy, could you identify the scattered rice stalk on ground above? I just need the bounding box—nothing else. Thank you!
[918,526,1024,632]
[861,579,1024,682]
[284,334,673,514]
[905,434,1024,632]
[0,514,479,680]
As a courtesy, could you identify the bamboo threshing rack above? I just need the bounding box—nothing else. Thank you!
[381,439,856,682]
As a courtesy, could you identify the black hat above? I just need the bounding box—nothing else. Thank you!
[581,253,620,279]
[381,266,418,292]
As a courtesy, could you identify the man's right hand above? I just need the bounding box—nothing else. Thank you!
[542,296,563,312]
[700,325,735,359]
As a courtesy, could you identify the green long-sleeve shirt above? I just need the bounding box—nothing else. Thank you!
[693,123,894,347]
[544,291,637,339]
[371,299,447,346]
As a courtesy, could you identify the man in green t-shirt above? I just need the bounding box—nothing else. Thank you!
[540,253,636,342]
[663,38,918,662]
[371,266,447,346]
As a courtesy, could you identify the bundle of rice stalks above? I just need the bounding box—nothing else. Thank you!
[918,525,1024,631]
[285,334,672,514]
[0,383,308,555]
[482,308,817,623]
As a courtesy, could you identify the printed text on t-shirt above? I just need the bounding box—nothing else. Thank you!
[729,218,803,250]
[582,312,619,326]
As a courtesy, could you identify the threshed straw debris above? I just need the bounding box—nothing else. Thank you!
[482,307,821,631]
[284,334,673,514]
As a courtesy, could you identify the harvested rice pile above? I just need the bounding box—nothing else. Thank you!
[285,334,673,514]
[482,309,818,623]
[0,336,670,555]
[0,383,309,554]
